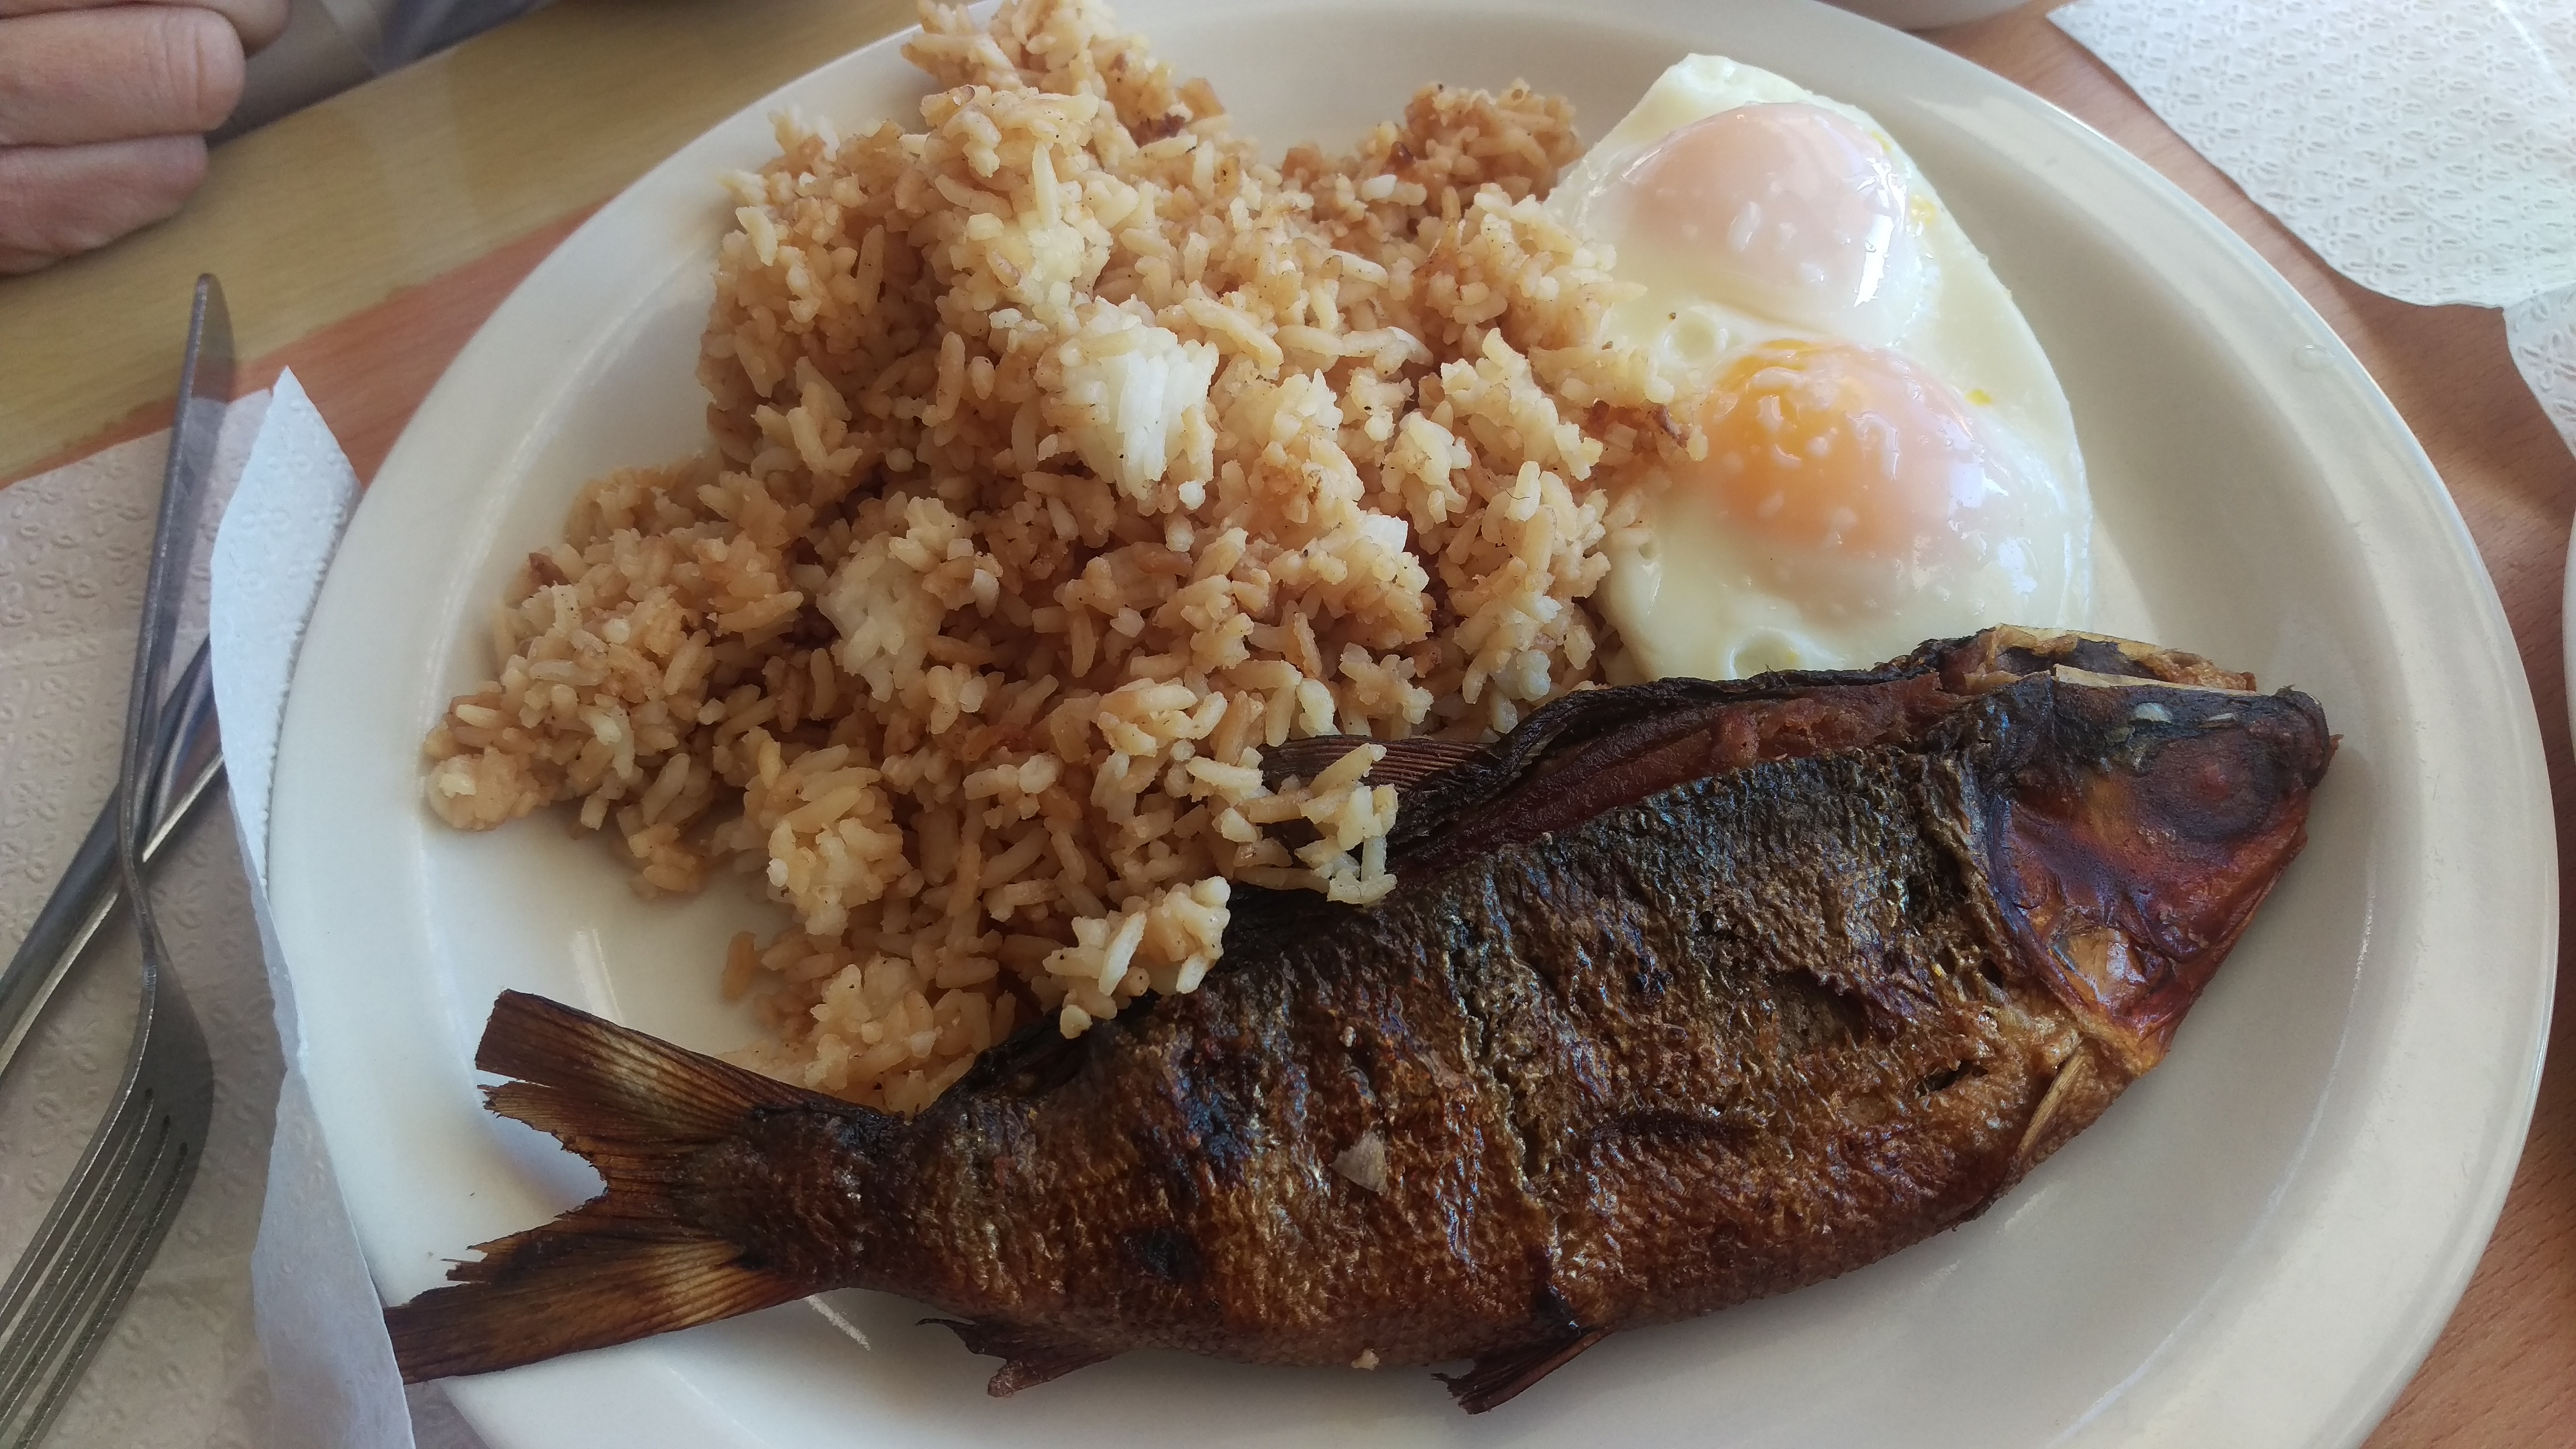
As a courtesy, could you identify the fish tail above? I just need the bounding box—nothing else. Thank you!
[385,990,873,1382]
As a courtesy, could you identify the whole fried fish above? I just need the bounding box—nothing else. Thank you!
[385,627,2333,1411]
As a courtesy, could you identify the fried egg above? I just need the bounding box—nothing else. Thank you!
[1547,56,2090,679]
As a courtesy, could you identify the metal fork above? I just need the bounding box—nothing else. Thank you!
[0,277,228,1446]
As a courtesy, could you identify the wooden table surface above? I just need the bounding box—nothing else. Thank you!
[2,0,2568,1441]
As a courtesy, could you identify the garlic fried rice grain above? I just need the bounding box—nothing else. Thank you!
[421,0,1675,1113]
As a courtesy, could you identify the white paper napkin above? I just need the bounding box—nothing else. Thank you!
[209,372,412,1449]
[208,372,492,1449]
[2053,0,2576,455]
[0,377,486,1448]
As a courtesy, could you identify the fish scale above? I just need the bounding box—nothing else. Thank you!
[384,628,2332,1413]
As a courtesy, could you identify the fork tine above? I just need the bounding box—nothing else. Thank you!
[0,1102,205,1441]
[0,1088,159,1339]
[0,1132,159,1423]
[0,1244,128,1444]
[0,967,207,1331]
[4,1125,174,1359]
[52,1126,195,1381]
[0,969,210,1444]
[0,1119,194,1446]
[0,1091,165,1377]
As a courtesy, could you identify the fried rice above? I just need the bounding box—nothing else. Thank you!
[421,0,1683,1113]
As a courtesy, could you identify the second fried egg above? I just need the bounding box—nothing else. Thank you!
[1547,55,2091,679]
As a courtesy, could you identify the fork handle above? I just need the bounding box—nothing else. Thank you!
[0,642,224,1081]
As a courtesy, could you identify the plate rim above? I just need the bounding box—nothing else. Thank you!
[264,2,2557,1446]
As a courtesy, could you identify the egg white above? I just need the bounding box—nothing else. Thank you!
[1548,55,2092,679]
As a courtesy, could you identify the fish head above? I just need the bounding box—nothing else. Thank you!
[1971,669,2335,1078]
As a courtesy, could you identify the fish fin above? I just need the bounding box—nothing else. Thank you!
[387,1219,812,1382]
[385,992,871,1382]
[1361,738,1492,788]
[923,1317,1115,1394]
[1262,734,1492,791]
[1435,1328,1609,1413]
[2002,1041,2120,1190]
[474,989,831,1137]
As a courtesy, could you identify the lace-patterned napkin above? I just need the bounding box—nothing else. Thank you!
[0,377,486,1449]
[2054,0,2576,456]
[0,395,272,1449]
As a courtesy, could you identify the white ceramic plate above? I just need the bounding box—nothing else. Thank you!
[266,2,2557,1446]
[2565,518,2576,746]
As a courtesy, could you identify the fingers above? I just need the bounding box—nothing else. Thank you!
[0,3,264,269]
[0,133,207,274]
[0,7,243,147]
[204,0,290,52]
[0,0,289,54]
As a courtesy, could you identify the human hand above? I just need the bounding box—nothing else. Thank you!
[0,0,289,274]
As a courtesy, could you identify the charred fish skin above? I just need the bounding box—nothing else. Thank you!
[886,674,2333,1378]
[383,633,2333,1414]
[1954,677,2333,1075]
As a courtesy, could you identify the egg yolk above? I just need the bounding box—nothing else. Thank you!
[1610,102,1924,342]
[1687,339,2004,568]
